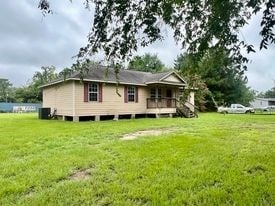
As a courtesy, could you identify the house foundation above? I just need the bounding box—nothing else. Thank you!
[56,111,183,122]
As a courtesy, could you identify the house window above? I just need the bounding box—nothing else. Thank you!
[157,88,162,99]
[128,86,136,102]
[150,88,161,100]
[150,88,156,99]
[89,83,98,101]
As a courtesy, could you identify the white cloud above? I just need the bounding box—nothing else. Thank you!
[135,28,182,68]
[240,13,275,91]
[0,0,91,86]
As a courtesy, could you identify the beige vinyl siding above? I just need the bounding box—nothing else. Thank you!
[42,81,74,115]
[163,74,182,83]
[74,82,149,116]
[42,80,183,117]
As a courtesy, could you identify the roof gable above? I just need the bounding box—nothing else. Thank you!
[145,71,186,86]
[161,73,184,83]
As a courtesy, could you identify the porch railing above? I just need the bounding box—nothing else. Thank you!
[147,98,176,108]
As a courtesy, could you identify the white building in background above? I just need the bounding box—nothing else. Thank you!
[250,98,275,109]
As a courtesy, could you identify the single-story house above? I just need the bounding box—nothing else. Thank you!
[41,66,195,121]
[250,97,275,109]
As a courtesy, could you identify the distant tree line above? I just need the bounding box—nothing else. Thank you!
[2,52,268,111]
[1,66,58,103]
[257,87,275,98]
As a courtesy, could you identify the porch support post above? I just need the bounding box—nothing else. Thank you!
[131,114,135,119]
[189,91,195,105]
[169,113,173,118]
[95,115,100,121]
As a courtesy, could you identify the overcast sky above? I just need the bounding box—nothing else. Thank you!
[0,1,274,92]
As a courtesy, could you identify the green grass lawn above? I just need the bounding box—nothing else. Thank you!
[0,113,274,205]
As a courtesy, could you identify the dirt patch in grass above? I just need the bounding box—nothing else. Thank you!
[69,169,91,180]
[25,186,35,197]
[246,165,267,175]
[121,128,177,140]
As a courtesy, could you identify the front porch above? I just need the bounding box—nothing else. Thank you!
[146,96,196,118]
[146,98,177,116]
[147,98,177,109]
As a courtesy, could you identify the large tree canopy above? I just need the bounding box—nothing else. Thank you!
[175,49,255,109]
[128,53,165,73]
[39,0,275,71]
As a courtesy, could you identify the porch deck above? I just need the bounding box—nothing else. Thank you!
[147,98,177,109]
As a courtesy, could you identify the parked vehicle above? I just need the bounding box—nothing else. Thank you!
[218,104,255,114]
[260,105,275,112]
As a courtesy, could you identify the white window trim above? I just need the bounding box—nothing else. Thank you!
[150,88,156,99]
[157,88,162,99]
[88,83,99,102]
[128,86,136,102]
[150,87,162,101]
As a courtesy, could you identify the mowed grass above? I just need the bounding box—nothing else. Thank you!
[0,113,274,205]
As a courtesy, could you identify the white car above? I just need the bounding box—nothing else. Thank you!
[218,104,255,114]
[261,105,275,112]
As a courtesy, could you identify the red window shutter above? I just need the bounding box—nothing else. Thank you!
[124,86,128,103]
[99,83,103,102]
[135,86,138,103]
[84,82,88,102]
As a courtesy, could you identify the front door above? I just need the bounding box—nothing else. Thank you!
[166,89,172,107]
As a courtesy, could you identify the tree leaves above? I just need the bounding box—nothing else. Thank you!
[175,48,255,109]
[38,0,274,73]
[38,0,52,16]
[128,53,165,73]
[259,0,275,49]
[266,88,275,98]
[0,79,12,102]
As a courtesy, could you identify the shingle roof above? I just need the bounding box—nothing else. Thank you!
[255,97,275,101]
[41,65,185,87]
[71,65,174,84]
